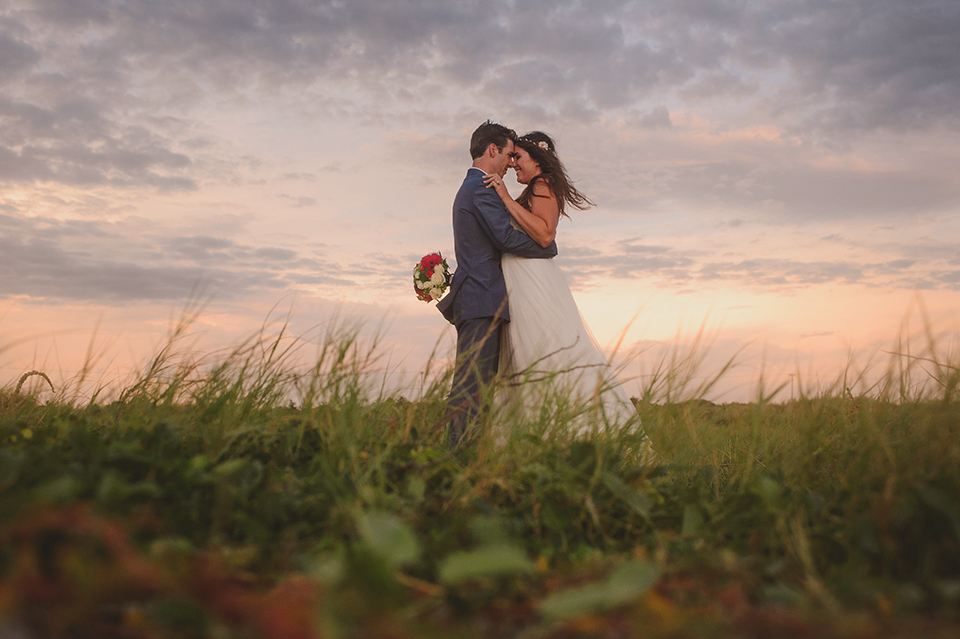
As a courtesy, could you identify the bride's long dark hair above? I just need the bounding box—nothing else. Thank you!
[515,131,595,218]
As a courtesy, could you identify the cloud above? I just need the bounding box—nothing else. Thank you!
[930,269,960,286]
[279,194,317,208]
[4,0,957,136]
[556,233,960,292]
[1,0,957,247]
[0,212,356,303]
[636,106,672,130]
[753,1,960,135]
[699,163,955,221]
[0,97,196,190]
[0,31,39,82]
[801,331,835,339]
[696,259,866,286]
[571,116,960,221]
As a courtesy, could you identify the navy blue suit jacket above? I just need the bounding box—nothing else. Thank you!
[437,168,558,325]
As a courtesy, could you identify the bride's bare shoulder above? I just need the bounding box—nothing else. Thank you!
[532,177,554,197]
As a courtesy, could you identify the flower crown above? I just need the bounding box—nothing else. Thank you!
[520,137,551,152]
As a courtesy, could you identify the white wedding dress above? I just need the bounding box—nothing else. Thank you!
[499,251,651,447]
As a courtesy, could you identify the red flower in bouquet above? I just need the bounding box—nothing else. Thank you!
[414,282,433,302]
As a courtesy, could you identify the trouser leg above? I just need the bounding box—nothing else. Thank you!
[445,316,501,448]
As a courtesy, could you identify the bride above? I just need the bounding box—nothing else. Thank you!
[483,132,651,445]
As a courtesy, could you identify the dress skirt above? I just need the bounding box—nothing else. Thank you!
[499,253,646,439]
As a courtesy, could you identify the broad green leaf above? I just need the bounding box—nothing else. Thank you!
[540,561,659,619]
[358,510,419,566]
[606,561,659,597]
[540,582,613,619]
[189,455,210,471]
[213,458,247,478]
[439,546,535,584]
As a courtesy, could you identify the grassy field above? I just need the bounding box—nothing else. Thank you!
[1,321,959,638]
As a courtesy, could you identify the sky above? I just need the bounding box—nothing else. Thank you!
[2,0,959,402]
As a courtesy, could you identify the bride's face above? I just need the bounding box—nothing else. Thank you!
[512,148,541,185]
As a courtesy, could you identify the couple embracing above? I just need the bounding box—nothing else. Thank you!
[438,121,649,453]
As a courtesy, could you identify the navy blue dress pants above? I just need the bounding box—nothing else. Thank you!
[445,316,502,448]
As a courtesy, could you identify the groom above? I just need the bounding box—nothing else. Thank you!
[437,121,558,448]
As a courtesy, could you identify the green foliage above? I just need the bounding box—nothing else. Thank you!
[540,561,659,619]
[2,318,960,637]
[439,546,535,584]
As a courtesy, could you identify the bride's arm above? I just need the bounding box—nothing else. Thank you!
[484,175,559,248]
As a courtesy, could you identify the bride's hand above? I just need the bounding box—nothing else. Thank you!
[483,173,512,201]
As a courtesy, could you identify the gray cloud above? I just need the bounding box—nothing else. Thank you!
[931,269,960,286]
[703,163,955,221]
[557,236,960,291]
[6,1,958,125]
[0,97,196,190]
[2,0,958,213]
[638,106,672,130]
[0,212,355,303]
[279,194,317,208]
[0,31,39,82]
[697,259,866,286]
[583,140,960,222]
[750,1,960,135]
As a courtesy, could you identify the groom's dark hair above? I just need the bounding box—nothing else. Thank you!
[470,120,517,159]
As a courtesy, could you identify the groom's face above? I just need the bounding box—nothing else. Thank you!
[492,140,516,177]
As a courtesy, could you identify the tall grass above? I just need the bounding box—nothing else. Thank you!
[1,310,959,637]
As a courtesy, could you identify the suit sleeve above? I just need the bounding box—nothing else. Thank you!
[471,185,558,258]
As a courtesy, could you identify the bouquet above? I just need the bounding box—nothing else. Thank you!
[413,252,451,302]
